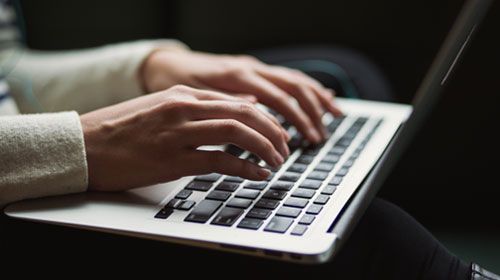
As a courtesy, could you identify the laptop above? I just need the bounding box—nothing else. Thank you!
[4,0,492,264]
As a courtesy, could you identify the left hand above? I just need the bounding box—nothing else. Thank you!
[140,50,343,144]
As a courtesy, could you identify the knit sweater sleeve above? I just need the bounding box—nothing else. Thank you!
[0,112,87,206]
[7,39,187,114]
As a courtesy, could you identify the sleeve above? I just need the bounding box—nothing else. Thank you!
[7,39,188,114]
[0,111,87,207]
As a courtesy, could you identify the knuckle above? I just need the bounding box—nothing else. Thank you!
[262,139,275,153]
[238,102,257,118]
[237,54,259,63]
[224,66,249,80]
[220,119,242,135]
[170,84,192,92]
[295,83,311,96]
[158,98,195,119]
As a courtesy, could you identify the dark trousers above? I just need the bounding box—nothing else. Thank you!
[0,46,471,279]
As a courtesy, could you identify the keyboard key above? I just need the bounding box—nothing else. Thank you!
[306,204,323,215]
[351,150,361,159]
[314,194,330,205]
[308,170,329,180]
[154,208,173,219]
[336,138,352,147]
[291,225,308,236]
[284,197,309,208]
[288,163,308,173]
[280,172,301,182]
[244,181,267,190]
[196,173,222,182]
[211,207,244,226]
[264,171,276,181]
[302,145,322,156]
[315,162,335,172]
[238,218,263,230]
[276,206,301,218]
[255,198,280,210]
[295,155,315,164]
[235,189,260,199]
[177,200,196,210]
[247,153,261,163]
[330,176,343,186]
[299,214,316,225]
[265,216,294,233]
[225,176,244,183]
[343,159,355,168]
[300,179,322,190]
[262,190,288,200]
[175,189,193,200]
[166,198,182,208]
[337,167,349,177]
[292,188,316,199]
[287,135,303,152]
[321,185,337,195]
[327,118,344,132]
[226,198,253,209]
[225,144,244,157]
[206,190,231,201]
[246,208,272,219]
[343,131,358,140]
[281,121,291,130]
[270,181,294,191]
[185,180,213,192]
[329,146,346,155]
[185,200,223,223]
[215,181,240,192]
[322,154,340,163]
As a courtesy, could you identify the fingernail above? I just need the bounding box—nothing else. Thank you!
[283,130,291,142]
[321,127,328,139]
[308,128,321,143]
[279,145,288,158]
[284,143,290,157]
[257,168,271,179]
[273,152,284,166]
[327,88,336,96]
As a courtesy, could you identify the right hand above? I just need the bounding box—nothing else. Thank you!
[80,85,290,192]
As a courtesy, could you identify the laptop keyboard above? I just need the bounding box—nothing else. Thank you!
[154,115,383,236]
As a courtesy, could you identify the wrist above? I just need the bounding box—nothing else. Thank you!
[80,114,100,190]
[139,48,187,94]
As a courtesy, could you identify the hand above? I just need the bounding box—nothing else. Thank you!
[81,85,289,191]
[141,50,343,144]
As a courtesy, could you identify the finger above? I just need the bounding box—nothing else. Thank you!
[181,119,285,167]
[188,87,254,103]
[288,69,344,117]
[185,150,271,181]
[259,108,291,142]
[187,101,289,157]
[315,88,344,117]
[232,93,258,103]
[231,73,322,143]
[256,67,327,139]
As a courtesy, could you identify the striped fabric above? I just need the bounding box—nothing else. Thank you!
[0,0,20,115]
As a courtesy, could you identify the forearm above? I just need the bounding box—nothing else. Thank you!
[0,112,87,206]
[7,39,187,114]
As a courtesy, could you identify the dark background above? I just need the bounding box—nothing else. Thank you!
[3,0,499,272]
